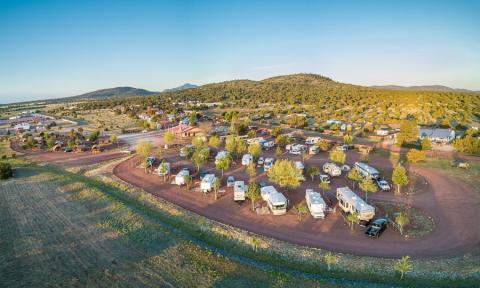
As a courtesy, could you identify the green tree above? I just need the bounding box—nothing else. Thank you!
[88,130,100,142]
[267,159,304,190]
[346,212,359,230]
[295,202,308,221]
[329,149,346,165]
[191,136,205,149]
[47,137,55,149]
[164,131,175,147]
[406,149,426,163]
[183,174,191,190]
[395,211,410,236]
[246,162,256,181]
[317,140,329,151]
[359,177,377,203]
[275,146,283,156]
[248,142,262,159]
[275,134,292,148]
[392,164,409,195]
[158,161,169,182]
[347,168,362,188]
[270,127,283,138]
[109,133,117,145]
[397,120,419,146]
[343,134,353,144]
[235,138,247,158]
[0,162,13,179]
[213,177,221,201]
[319,181,330,196]
[394,256,413,280]
[225,135,237,155]
[246,182,261,211]
[208,135,221,149]
[192,147,209,172]
[323,252,339,271]
[216,154,232,178]
[306,166,319,181]
[421,137,431,150]
[136,140,153,159]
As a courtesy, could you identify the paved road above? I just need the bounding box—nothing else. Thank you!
[113,148,480,258]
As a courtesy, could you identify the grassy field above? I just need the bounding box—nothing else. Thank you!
[77,109,138,134]
[0,167,340,288]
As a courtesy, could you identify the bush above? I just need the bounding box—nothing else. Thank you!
[0,162,13,179]
[1,155,6,160]
[406,149,426,163]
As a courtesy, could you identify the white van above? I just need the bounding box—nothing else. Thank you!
[233,181,246,202]
[305,189,327,219]
[200,174,216,193]
[323,162,342,177]
[242,154,253,166]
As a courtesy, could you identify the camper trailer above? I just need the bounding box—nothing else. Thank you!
[175,169,190,186]
[323,162,342,177]
[242,154,253,166]
[305,189,327,219]
[309,145,319,155]
[200,174,216,193]
[157,162,171,176]
[260,186,287,215]
[354,162,380,179]
[247,137,265,145]
[262,140,275,149]
[336,187,375,222]
[288,144,306,155]
[233,180,246,202]
[305,136,322,145]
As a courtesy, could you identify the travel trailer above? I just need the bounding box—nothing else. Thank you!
[305,189,327,219]
[262,140,275,149]
[156,162,171,176]
[309,145,319,155]
[264,158,275,171]
[288,144,306,155]
[200,174,216,193]
[305,136,322,145]
[175,168,190,186]
[242,154,253,166]
[323,162,342,177]
[260,186,287,215]
[233,180,246,202]
[336,187,375,221]
[354,162,380,179]
[247,137,265,145]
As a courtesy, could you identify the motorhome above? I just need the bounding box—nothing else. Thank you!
[354,162,380,179]
[156,162,171,176]
[323,162,342,177]
[305,189,327,219]
[242,154,253,166]
[336,187,375,221]
[233,180,246,202]
[215,151,230,164]
[200,174,216,193]
[309,145,319,155]
[305,136,322,145]
[261,186,287,215]
[264,158,275,171]
[288,144,306,155]
[175,169,190,186]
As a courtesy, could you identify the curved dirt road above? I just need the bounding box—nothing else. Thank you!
[113,151,480,258]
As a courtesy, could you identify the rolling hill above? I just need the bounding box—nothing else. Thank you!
[163,83,198,92]
[69,87,157,100]
[370,85,478,93]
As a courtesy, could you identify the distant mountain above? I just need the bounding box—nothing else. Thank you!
[371,85,478,93]
[163,83,198,92]
[69,87,157,100]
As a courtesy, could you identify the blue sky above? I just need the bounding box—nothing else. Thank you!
[0,0,479,103]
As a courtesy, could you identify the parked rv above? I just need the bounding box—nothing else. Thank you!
[305,189,327,219]
[175,168,190,186]
[336,187,375,222]
[288,144,306,155]
[247,137,265,145]
[305,136,322,145]
[242,154,253,166]
[156,162,171,176]
[260,186,288,215]
[262,140,275,149]
[354,162,380,179]
[309,145,319,155]
[200,174,216,193]
[264,158,275,171]
[323,162,342,177]
[233,180,246,202]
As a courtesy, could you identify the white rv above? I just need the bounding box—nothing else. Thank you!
[288,144,306,155]
[215,151,230,164]
[156,162,171,176]
[309,145,319,155]
[260,186,287,215]
[242,154,253,166]
[295,161,305,171]
[247,137,265,145]
[175,169,190,186]
[264,157,275,171]
[305,189,327,219]
[305,136,322,145]
[323,162,342,177]
[233,180,246,202]
[336,187,375,221]
[200,174,216,193]
[354,162,380,179]
[262,140,275,149]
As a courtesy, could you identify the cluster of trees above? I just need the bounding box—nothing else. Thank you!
[454,135,480,155]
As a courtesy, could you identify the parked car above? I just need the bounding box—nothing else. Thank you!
[319,174,330,184]
[341,164,351,172]
[64,147,73,153]
[376,178,391,191]
[365,218,388,238]
[227,176,235,187]
[257,157,264,167]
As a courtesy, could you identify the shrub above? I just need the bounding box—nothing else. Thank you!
[406,149,426,163]
[0,162,13,179]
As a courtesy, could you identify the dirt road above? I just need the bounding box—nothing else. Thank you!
[113,150,480,258]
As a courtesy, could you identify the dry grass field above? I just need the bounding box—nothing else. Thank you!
[77,109,138,133]
[0,167,337,288]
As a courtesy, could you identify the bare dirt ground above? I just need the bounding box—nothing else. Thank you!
[113,148,480,258]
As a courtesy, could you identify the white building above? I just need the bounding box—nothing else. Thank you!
[419,128,455,143]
